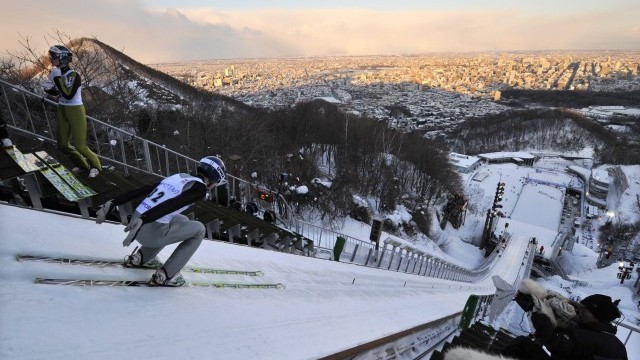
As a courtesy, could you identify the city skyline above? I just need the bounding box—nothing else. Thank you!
[1,0,639,63]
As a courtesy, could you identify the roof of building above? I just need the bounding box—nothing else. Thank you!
[591,168,610,184]
[316,96,342,104]
[478,151,535,160]
[567,165,591,180]
[449,152,481,168]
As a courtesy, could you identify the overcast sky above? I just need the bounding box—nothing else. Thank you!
[1,0,639,63]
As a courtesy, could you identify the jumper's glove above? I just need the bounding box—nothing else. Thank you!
[122,218,143,247]
[95,200,114,224]
[44,68,61,94]
[42,80,57,93]
[49,67,62,81]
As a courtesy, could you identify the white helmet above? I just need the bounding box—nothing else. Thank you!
[48,45,73,65]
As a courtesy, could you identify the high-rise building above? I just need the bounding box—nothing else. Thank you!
[586,169,609,208]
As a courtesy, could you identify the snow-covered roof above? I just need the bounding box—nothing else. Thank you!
[591,168,610,184]
[472,172,490,182]
[527,168,574,188]
[567,165,591,181]
[580,105,640,118]
[478,151,535,160]
[316,96,342,104]
[449,152,481,168]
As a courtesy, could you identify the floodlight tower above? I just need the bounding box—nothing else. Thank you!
[480,182,505,250]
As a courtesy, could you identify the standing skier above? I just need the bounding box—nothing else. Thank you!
[44,45,102,177]
[95,156,226,286]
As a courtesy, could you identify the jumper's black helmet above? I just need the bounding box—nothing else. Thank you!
[49,45,72,65]
[197,156,226,186]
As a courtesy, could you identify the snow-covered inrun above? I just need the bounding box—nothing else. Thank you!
[1,160,639,360]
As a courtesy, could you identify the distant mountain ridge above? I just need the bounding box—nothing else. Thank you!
[70,37,254,112]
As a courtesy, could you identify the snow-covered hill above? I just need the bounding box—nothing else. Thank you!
[2,159,640,359]
[0,205,490,360]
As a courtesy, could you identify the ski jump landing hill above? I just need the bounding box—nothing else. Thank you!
[0,201,536,360]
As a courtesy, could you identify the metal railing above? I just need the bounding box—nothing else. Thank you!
[1,79,294,227]
[319,312,462,360]
[1,79,197,177]
[619,321,640,346]
[294,218,509,283]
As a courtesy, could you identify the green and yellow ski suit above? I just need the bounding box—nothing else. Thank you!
[45,66,101,171]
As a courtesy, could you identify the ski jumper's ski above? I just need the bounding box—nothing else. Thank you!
[34,278,285,289]
[17,254,265,276]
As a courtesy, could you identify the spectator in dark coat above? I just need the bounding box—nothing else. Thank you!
[502,277,629,360]
[530,293,628,360]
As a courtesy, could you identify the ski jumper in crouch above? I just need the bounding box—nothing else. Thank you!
[95,156,226,286]
[126,174,207,278]
[44,45,101,176]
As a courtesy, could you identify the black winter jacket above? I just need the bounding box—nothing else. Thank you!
[536,314,628,360]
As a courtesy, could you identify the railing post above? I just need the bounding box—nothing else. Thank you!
[430,261,438,277]
[364,248,373,266]
[20,93,36,133]
[376,249,386,268]
[90,120,100,155]
[412,256,419,273]
[119,138,129,176]
[41,101,54,138]
[404,253,412,273]
[142,140,153,173]
[1,84,17,126]
[417,256,425,275]
[349,244,359,263]
[164,147,170,176]
[396,251,404,271]
[386,248,396,270]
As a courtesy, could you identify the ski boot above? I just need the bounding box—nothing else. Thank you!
[148,267,186,287]
[123,247,163,269]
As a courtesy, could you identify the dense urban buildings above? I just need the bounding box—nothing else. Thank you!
[152,51,640,135]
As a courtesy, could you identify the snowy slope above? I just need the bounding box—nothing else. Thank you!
[0,205,494,360]
[2,159,640,359]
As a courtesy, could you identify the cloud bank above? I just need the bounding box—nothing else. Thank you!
[1,1,638,63]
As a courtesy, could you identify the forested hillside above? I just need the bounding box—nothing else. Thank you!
[1,37,461,236]
[449,109,640,165]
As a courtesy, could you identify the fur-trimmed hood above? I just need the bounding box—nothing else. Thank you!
[444,347,517,360]
[517,279,578,330]
[518,278,548,298]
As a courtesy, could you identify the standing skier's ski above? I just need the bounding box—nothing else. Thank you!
[34,278,285,289]
[16,254,265,276]
[4,145,41,172]
[23,153,82,201]
[33,151,96,198]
